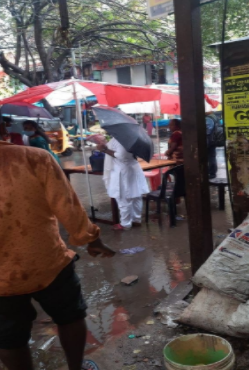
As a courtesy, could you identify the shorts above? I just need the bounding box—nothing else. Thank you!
[0,257,87,349]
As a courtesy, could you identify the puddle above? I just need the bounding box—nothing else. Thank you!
[25,142,233,369]
[30,217,192,369]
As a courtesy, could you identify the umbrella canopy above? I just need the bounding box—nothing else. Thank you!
[0,80,161,107]
[93,105,154,162]
[0,102,53,119]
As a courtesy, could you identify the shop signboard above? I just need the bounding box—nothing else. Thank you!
[219,38,249,224]
[92,55,170,71]
[224,73,249,202]
[146,0,218,20]
[147,0,173,19]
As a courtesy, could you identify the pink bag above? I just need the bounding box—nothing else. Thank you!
[86,134,107,145]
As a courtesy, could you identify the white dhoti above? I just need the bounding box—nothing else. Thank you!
[103,138,149,228]
[116,196,143,229]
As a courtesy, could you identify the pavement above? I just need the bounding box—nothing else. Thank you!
[1,145,241,370]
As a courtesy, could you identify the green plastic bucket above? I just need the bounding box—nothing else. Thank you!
[163,334,235,370]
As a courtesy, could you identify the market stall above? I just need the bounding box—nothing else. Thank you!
[0,79,161,219]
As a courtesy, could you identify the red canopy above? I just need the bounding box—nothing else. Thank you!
[160,93,181,115]
[146,84,220,115]
[160,93,220,115]
[0,80,161,107]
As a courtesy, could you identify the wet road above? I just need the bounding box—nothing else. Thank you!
[3,144,233,370]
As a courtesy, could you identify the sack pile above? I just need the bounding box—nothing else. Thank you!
[179,217,249,337]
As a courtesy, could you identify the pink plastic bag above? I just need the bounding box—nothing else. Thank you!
[86,134,106,145]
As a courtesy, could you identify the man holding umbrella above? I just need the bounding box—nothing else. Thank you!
[93,106,153,231]
[97,138,149,230]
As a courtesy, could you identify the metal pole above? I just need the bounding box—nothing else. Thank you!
[73,84,95,219]
[154,101,161,159]
[71,49,77,79]
[79,42,84,80]
[174,0,213,275]
[83,108,87,131]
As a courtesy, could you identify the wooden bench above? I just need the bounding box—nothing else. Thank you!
[209,178,228,210]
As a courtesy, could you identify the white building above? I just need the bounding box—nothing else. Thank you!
[83,55,176,86]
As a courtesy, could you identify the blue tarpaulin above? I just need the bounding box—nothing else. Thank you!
[34,96,97,108]
[152,119,170,128]
[62,97,97,106]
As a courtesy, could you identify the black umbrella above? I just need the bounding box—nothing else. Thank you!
[93,105,153,162]
[0,102,53,119]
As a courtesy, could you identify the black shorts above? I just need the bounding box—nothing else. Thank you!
[0,258,87,349]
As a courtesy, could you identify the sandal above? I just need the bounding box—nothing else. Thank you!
[82,359,99,370]
[113,224,131,231]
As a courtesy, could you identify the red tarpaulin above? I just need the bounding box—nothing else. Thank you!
[0,80,161,107]
[160,93,220,115]
[146,84,220,115]
[160,93,181,115]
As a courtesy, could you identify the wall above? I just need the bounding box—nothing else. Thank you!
[145,65,152,85]
[131,65,146,86]
[165,62,175,84]
[101,69,118,83]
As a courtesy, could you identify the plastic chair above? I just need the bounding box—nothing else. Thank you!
[144,154,171,191]
[144,169,161,191]
[153,154,172,175]
[145,165,186,227]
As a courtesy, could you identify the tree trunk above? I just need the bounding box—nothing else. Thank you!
[58,0,69,30]
[15,34,21,66]
[33,0,51,82]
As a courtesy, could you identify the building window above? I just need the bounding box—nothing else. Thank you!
[93,71,102,81]
[151,64,166,84]
[117,66,131,85]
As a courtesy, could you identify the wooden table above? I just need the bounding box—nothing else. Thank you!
[63,159,176,224]
[63,159,176,178]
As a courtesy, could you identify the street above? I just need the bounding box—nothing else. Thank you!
[15,145,235,370]
[0,0,247,368]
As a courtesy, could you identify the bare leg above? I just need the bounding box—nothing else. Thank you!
[0,345,33,370]
[58,318,87,370]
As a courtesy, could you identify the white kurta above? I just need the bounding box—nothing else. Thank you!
[103,138,149,199]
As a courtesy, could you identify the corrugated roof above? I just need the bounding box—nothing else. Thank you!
[210,36,249,48]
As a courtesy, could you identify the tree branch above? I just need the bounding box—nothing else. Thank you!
[0,52,34,87]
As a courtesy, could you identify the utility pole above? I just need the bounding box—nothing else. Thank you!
[174,0,213,274]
